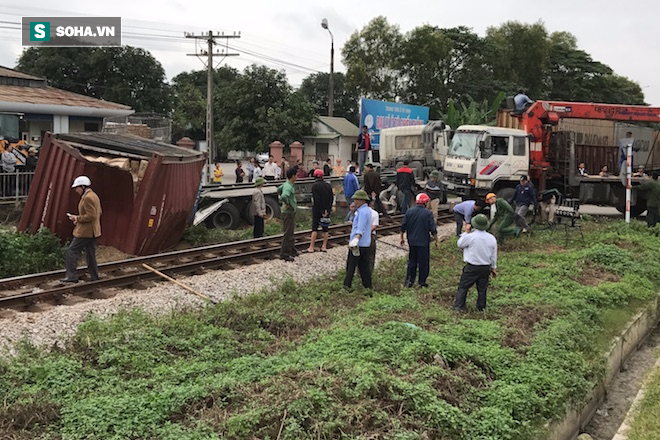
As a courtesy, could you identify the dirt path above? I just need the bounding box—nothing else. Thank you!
[584,324,660,439]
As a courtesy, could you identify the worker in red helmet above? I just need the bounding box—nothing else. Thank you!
[400,192,439,288]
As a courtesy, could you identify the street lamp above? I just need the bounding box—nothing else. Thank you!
[321,18,334,117]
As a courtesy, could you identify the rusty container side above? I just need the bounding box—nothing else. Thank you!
[19,133,135,245]
[126,156,205,255]
[496,110,522,130]
[20,132,205,256]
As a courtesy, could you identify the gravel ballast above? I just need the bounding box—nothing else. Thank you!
[0,224,455,356]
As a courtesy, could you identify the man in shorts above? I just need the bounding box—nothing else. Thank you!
[306,169,334,252]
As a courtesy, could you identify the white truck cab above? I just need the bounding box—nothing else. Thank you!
[442,125,530,198]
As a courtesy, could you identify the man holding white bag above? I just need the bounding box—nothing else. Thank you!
[343,190,373,290]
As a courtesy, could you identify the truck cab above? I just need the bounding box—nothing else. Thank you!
[377,120,451,178]
[442,125,530,198]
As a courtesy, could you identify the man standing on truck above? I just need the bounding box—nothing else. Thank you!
[486,193,519,242]
[263,155,279,181]
[509,176,538,232]
[356,125,371,175]
[396,160,415,214]
[514,89,533,113]
[278,169,298,262]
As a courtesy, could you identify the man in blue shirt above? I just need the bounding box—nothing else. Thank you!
[451,199,484,237]
[514,89,533,113]
[400,193,438,288]
[453,214,498,312]
[509,175,538,231]
[343,166,359,221]
[343,190,373,290]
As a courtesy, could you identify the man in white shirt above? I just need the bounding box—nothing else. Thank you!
[453,214,498,312]
[262,155,279,181]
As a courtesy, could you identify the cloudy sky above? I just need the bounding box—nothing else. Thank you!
[1,0,658,106]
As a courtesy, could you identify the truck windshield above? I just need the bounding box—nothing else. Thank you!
[448,131,482,158]
[0,114,20,142]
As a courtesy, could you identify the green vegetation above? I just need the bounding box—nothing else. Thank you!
[0,228,65,278]
[627,365,660,440]
[183,210,343,247]
[1,219,659,439]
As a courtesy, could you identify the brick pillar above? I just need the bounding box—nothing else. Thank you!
[289,141,303,165]
[269,140,284,163]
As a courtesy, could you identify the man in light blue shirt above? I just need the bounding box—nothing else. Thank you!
[343,190,373,290]
[453,214,497,312]
[451,199,484,237]
[514,89,533,113]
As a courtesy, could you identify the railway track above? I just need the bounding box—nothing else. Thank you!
[0,211,454,310]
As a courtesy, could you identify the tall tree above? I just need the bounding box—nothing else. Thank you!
[17,46,173,114]
[485,21,549,98]
[299,72,358,125]
[215,65,316,154]
[342,16,404,101]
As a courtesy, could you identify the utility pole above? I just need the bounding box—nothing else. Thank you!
[185,30,240,183]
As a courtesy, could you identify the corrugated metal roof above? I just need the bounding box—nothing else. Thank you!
[0,66,45,81]
[0,85,131,110]
[318,116,360,137]
[56,132,203,159]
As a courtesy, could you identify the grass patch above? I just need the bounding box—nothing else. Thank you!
[627,365,660,440]
[1,219,660,439]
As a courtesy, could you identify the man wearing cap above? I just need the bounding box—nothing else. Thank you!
[424,170,445,223]
[278,169,298,262]
[25,147,38,171]
[400,193,439,288]
[451,199,484,237]
[509,175,538,232]
[453,213,497,312]
[396,160,415,214]
[485,192,518,242]
[251,177,267,238]
[62,175,102,283]
[307,169,334,252]
[344,189,373,290]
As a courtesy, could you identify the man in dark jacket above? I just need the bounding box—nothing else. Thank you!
[509,176,538,231]
[356,125,370,175]
[363,163,387,216]
[307,169,334,252]
[400,193,438,288]
[396,160,415,214]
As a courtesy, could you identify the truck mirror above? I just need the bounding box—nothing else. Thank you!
[479,140,485,152]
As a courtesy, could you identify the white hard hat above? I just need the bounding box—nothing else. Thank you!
[72,175,91,188]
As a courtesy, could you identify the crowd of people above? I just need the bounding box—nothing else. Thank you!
[1,144,39,197]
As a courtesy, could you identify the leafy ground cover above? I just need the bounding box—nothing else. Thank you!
[2,218,660,439]
[625,360,660,440]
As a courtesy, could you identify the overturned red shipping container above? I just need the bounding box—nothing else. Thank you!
[19,132,205,256]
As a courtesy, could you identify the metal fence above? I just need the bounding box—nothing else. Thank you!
[0,170,36,202]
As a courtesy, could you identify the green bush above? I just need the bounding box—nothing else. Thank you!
[0,228,65,277]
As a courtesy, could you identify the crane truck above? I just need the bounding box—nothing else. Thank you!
[441,101,660,213]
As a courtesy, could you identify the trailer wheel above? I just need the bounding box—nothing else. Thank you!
[209,203,241,229]
[496,187,516,202]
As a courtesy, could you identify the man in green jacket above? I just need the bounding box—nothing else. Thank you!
[632,171,660,227]
[485,192,518,242]
[278,168,298,261]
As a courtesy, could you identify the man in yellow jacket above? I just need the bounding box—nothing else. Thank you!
[62,175,102,283]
